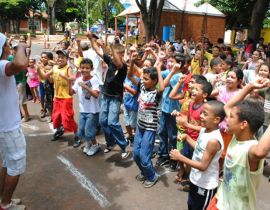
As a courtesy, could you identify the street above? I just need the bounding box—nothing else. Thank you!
[11,43,270,210]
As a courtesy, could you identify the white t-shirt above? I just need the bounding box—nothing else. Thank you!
[72,76,100,114]
[83,48,103,85]
[0,60,21,132]
[190,128,224,190]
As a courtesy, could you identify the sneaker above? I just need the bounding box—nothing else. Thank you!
[121,151,130,159]
[127,137,134,147]
[0,199,21,205]
[156,156,170,167]
[22,115,30,122]
[40,109,47,118]
[104,144,116,153]
[135,173,146,182]
[86,144,101,156]
[0,201,26,210]
[83,142,92,153]
[73,137,81,148]
[52,126,64,141]
[144,175,159,188]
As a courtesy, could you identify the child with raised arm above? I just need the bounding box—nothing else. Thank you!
[128,52,164,188]
[170,100,225,210]
[69,58,101,156]
[207,78,270,210]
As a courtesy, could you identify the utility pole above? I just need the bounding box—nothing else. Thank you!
[86,0,89,31]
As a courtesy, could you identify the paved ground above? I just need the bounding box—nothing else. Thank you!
[8,43,270,210]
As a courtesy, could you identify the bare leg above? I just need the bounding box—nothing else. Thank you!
[1,173,20,206]
[29,88,36,102]
[33,87,40,102]
[125,125,133,138]
[0,168,7,198]
[22,104,30,119]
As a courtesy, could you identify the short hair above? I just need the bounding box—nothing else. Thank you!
[192,74,207,82]
[80,58,93,69]
[229,68,244,81]
[224,58,233,67]
[143,67,158,82]
[113,44,125,53]
[174,54,186,68]
[210,58,222,68]
[207,100,225,122]
[196,79,213,97]
[145,58,155,67]
[41,52,53,60]
[234,99,264,134]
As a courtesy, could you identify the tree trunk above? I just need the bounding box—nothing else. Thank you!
[248,0,270,50]
[48,5,56,34]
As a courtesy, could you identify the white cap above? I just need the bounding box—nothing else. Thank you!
[0,33,7,58]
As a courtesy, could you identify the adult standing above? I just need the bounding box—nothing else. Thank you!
[0,33,28,210]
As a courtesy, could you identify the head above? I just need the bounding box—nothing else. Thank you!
[210,58,222,74]
[252,50,260,61]
[113,44,125,58]
[189,74,207,92]
[79,58,93,78]
[19,35,26,43]
[202,57,208,66]
[166,45,175,57]
[29,58,36,67]
[227,99,264,135]
[194,50,202,60]
[212,46,220,58]
[61,41,70,50]
[191,79,212,102]
[142,58,155,69]
[226,68,243,90]
[200,100,225,129]
[258,63,270,79]
[142,67,158,90]
[56,50,68,67]
[222,59,233,72]
[40,52,53,65]
[0,33,9,59]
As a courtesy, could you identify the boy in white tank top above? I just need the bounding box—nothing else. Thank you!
[170,100,225,210]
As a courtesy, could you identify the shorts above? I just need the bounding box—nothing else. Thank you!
[39,82,45,99]
[0,128,26,176]
[183,141,193,159]
[52,98,77,133]
[206,195,218,210]
[77,112,99,142]
[188,182,217,210]
[123,107,137,128]
[16,83,27,105]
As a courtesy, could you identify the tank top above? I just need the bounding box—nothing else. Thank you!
[187,101,204,140]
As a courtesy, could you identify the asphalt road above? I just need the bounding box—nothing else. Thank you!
[11,43,270,210]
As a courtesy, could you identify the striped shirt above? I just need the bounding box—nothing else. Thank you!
[137,82,161,131]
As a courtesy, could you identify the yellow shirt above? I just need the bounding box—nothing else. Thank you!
[191,58,200,75]
[204,51,213,73]
[52,65,72,99]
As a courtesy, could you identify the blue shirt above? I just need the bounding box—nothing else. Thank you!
[123,76,139,112]
[161,70,182,113]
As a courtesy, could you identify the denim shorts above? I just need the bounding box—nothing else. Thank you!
[77,112,99,142]
[123,106,137,128]
[39,82,45,99]
[0,128,26,176]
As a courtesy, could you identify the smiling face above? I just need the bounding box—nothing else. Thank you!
[226,106,242,134]
[142,73,156,90]
[258,64,270,79]
[226,71,239,90]
[41,53,49,65]
[56,53,68,67]
[80,63,92,79]
[200,103,218,129]
[191,83,206,102]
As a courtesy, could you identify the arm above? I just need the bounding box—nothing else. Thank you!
[5,44,29,76]
[210,88,219,98]
[177,115,202,132]
[156,61,165,93]
[69,80,76,96]
[87,32,104,58]
[79,82,99,98]
[127,53,140,86]
[163,64,180,87]
[110,44,123,69]
[179,133,196,149]
[76,39,83,57]
[170,139,221,171]
[124,84,137,95]
[169,74,187,100]
[37,65,53,80]
[26,33,32,48]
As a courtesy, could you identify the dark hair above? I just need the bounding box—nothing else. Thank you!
[192,74,207,82]
[143,67,158,82]
[145,58,155,67]
[212,45,221,51]
[220,53,227,60]
[217,38,224,44]
[210,58,222,68]
[207,100,226,122]
[41,52,53,60]
[229,68,244,81]
[224,58,233,67]
[234,99,264,134]
[174,54,186,68]
[196,79,213,97]
[80,58,93,69]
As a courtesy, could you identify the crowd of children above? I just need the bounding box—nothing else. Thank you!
[3,31,270,210]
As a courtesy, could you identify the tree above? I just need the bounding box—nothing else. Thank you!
[46,0,56,34]
[135,0,165,42]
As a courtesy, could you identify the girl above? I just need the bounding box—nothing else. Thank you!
[201,57,209,75]
[241,50,261,71]
[27,58,39,103]
[243,59,264,85]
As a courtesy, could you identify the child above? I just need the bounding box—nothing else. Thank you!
[69,58,101,156]
[27,58,39,103]
[37,50,78,144]
[170,100,225,210]
[128,52,164,188]
[201,57,209,75]
[204,58,223,89]
[207,78,270,210]
[191,50,201,75]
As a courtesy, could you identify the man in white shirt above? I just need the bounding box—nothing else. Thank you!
[0,33,28,210]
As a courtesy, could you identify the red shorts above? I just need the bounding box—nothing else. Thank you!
[207,195,219,210]
[52,98,77,133]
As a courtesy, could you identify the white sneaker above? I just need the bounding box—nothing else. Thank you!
[1,201,25,210]
[0,199,21,205]
[86,144,101,156]
[121,151,130,159]
[83,142,92,154]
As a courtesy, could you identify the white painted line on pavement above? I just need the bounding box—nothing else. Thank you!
[21,123,39,131]
[57,155,110,208]
[158,168,171,177]
[26,132,53,137]
[49,123,56,132]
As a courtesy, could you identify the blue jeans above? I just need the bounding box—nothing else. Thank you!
[157,111,177,157]
[99,95,127,151]
[77,112,99,142]
[133,127,156,181]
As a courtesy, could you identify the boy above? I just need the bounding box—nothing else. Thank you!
[207,78,270,210]
[204,58,223,89]
[69,58,101,156]
[175,78,213,191]
[37,50,78,145]
[128,52,164,188]
[0,33,28,210]
[170,100,225,210]
[88,32,129,159]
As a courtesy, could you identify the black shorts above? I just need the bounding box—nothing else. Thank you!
[188,182,217,210]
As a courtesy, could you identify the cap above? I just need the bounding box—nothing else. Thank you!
[56,50,69,58]
[92,33,99,39]
[0,33,7,58]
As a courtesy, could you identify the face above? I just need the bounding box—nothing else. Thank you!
[213,64,222,73]
[80,63,92,78]
[167,57,176,69]
[221,61,231,71]
[194,50,201,60]
[258,65,270,78]
[212,47,220,57]
[226,71,238,89]
[142,73,156,90]
[200,104,217,128]
[252,51,259,60]
[57,53,67,67]
[191,83,205,102]
[29,59,35,66]
[19,36,26,43]
[166,48,174,56]
[143,60,152,68]
[202,59,208,66]
[226,107,242,134]
[41,54,49,64]
[188,78,196,91]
